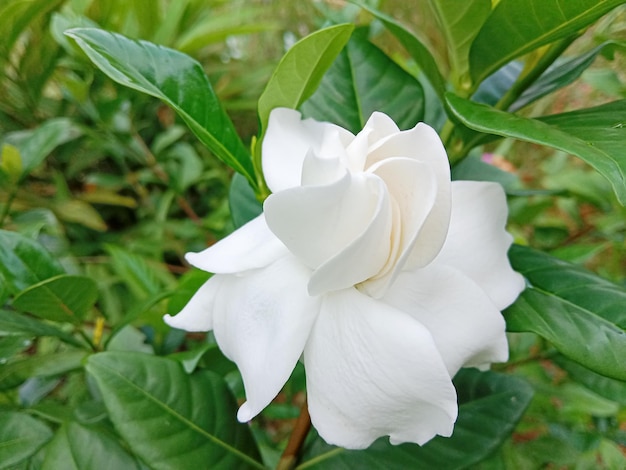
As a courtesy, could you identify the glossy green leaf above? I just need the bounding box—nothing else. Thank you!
[85,352,263,470]
[445,94,626,205]
[65,28,255,187]
[299,369,533,469]
[229,172,262,229]
[512,41,626,111]
[0,230,65,295]
[505,289,626,381]
[300,29,424,133]
[429,0,491,90]
[42,421,141,470]
[12,274,98,324]
[353,1,446,99]
[510,245,626,328]
[0,309,84,348]
[470,0,625,85]
[0,350,87,391]
[0,411,53,468]
[257,23,354,135]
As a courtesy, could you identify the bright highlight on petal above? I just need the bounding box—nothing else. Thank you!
[165,107,525,450]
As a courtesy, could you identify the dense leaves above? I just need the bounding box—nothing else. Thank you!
[1,1,625,468]
[65,28,256,189]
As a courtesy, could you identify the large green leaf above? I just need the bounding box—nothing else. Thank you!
[298,369,533,469]
[85,352,263,470]
[510,245,626,329]
[0,230,65,295]
[257,23,353,136]
[429,0,491,90]
[505,288,626,381]
[0,309,84,348]
[300,29,424,134]
[445,94,626,205]
[42,421,141,470]
[12,274,98,324]
[0,411,53,468]
[353,1,446,100]
[469,0,626,86]
[65,28,255,187]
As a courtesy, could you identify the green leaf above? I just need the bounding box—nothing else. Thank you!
[105,244,165,298]
[445,94,626,205]
[0,143,22,183]
[505,288,626,381]
[85,352,263,470]
[353,1,446,100]
[298,369,533,469]
[556,357,626,406]
[469,0,625,86]
[512,41,626,111]
[12,274,98,324]
[510,245,626,329]
[429,0,491,90]
[0,350,87,391]
[42,421,141,470]
[65,28,255,187]
[229,173,262,229]
[0,336,32,361]
[4,118,82,176]
[300,29,424,134]
[257,23,354,136]
[0,230,65,295]
[0,411,53,469]
[0,309,84,348]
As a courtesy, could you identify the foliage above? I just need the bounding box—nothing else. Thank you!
[1,0,625,468]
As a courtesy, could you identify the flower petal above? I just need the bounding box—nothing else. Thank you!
[365,122,451,269]
[186,214,286,275]
[434,181,525,310]
[163,275,223,332]
[262,108,354,192]
[264,171,392,295]
[361,157,438,297]
[384,264,509,375]
[304,288,457,449]
[209,255,320,422]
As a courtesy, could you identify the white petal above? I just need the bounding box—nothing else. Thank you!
[264,171,392,295]
[163,275,223,332]
[262,108,353,192]
[365,123,451,269]
[186,214,286,274]
[360,157,438,297]
[304,288,457,449]
[210,255,320,422]
[434,181,525,310]
[384,265,509,375]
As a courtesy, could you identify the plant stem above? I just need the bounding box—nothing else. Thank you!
[276,399,312,470]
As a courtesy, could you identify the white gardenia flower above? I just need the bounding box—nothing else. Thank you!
[164,108,526,449]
